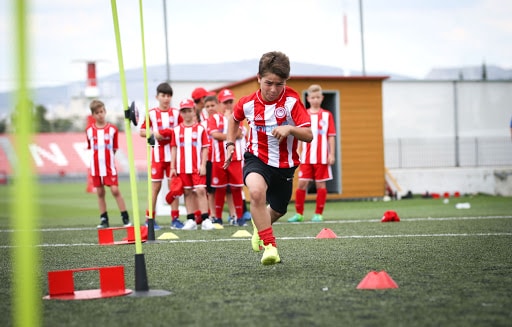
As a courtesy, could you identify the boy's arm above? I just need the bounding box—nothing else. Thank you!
[272,125,313,143]
[199,147,208,176]
[170,146,177,176]
[139,119,148,137]
[328,135,335,165]
[224,116,241,169]
[210,131,226,141]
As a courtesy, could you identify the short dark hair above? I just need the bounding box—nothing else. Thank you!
[156,82,173,96]
[258,51,290,80]
[204,95,218,104]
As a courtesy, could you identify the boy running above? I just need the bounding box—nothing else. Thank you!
[224,51,313,265]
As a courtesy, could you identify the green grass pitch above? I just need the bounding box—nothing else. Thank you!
[0,181,511,326]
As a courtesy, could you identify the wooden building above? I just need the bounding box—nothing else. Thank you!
[213,75,388,200]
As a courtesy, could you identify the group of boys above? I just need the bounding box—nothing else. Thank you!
[87,82,335,231]
[140,83,254,230]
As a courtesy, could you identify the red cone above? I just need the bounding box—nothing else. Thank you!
[381,210,400,222]
[315,228,337,239]
[356,271,399,289]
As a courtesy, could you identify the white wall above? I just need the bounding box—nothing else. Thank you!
[382,81,512,139]
[389,167,512,196]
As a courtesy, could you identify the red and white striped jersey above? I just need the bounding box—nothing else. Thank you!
[232,86,311,168]
[199,108,209,123]
[299,108,336,164]
[140,107,182,163]
[200,114,213,161]
[171,123,209,174]
[85,123,118,177]
[208,113,244,163]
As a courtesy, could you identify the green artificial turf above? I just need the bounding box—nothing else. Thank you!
[0,182,511,326]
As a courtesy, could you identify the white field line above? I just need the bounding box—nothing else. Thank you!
[1,215,511,233]
[0,232,511,249]
[0,216,510,249]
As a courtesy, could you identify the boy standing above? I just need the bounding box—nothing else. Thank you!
[171,99,213,230]
[86,100,131,228]
[224,51,313,265]
[288,84,336,222]
[139,82,184,230]
[207,90,246,226]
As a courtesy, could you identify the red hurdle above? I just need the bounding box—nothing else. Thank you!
[97,226,148,245]
[43,265,132,300]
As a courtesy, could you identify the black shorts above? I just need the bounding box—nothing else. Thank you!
[206,160,214,193]
[243,152,297,215]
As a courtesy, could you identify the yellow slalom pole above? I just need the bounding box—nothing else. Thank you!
[139,0,155,241]
[110,0,150,292]
[11,0,41,326]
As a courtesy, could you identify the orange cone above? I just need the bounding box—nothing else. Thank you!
[315,228,337,239]
[356,271,399,289]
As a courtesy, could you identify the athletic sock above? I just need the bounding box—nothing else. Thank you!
[258,227,276,247]
[231,187,244,219]
[145,209,155,219]
[194,210,202,224]
[295,189,306,215]
[100,212,109,222]
[171,210,180,221]
[121,211,129,220]
[214,187,227,219]
[316,188,327,214]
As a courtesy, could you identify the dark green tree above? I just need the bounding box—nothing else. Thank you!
[52,118,74,132]
[0,118,6,133]
[34,105,51,132]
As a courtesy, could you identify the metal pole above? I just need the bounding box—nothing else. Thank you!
[453,81,460,167]
[359,0,366,75]
[163,0,171,82]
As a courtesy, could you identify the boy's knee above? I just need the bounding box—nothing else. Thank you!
[249,190,266,204]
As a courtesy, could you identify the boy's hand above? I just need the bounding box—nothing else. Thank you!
[272,125,292,143]
[223,146,234,169]
[328,154,335,165]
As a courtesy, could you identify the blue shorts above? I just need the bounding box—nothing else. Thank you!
[243,152,297,215]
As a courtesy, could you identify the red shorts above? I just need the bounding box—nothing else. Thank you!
[151,161,171,181]
[298,163,332,182]
[91,174,119,187]
[178,173,206,189]
[211,161,243,188]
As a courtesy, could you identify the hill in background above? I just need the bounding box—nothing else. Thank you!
[0,60,510,116]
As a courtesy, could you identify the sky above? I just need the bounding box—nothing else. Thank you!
[1,0,511,92]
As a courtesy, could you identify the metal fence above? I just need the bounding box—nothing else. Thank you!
[385,136,512,168]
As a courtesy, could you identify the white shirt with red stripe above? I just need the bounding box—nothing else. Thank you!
[300,108,336,164]
[208,113,244,163]
[200,115,213,161]
[86,123,118,177]
[140,107,181,163]
[171,123,209,174]
[233,86,311,168]
[199,108,209,123]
